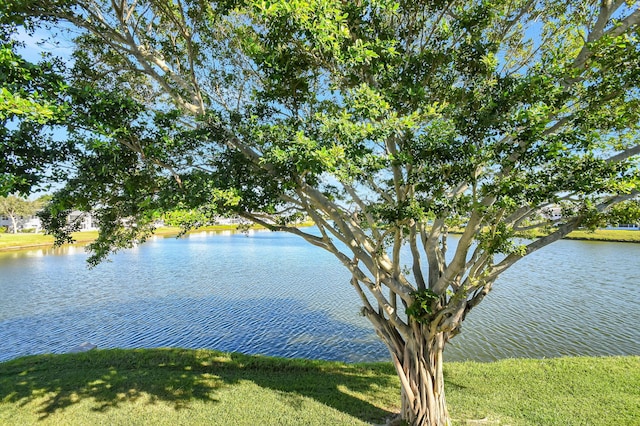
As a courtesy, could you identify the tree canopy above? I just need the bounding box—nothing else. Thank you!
[0,194,43,232]
[2,1,639,424]
[0,25,73,197]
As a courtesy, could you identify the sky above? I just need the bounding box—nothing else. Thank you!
[12,25,75,63]
[9,27,75,200]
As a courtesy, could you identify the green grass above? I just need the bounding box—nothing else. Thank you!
[450,227,640,243]
[0,231,100,250]
[0,223,317,251]
[564,228,640,242]
[515,228,640,243]
[1,227,638,252]
[0,226,251,251]
[0,350,638,425]
[445,356,640,425]
[0,349,398,426]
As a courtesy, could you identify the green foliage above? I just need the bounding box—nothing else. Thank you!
[606,200,640,227]
[162,209,207,227]
[0,30,72,196]
[5,1,635,247]
[477,222,527,256]
[406,289,439,324]
[2,2,640,420]
[0,195,38,217]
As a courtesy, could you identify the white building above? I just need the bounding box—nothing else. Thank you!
[0,211,98,233]
[67,211,97,231]
[0,215,42,232]
[608,223,639,230]
[539,204,639,230]
[540,205,563,221]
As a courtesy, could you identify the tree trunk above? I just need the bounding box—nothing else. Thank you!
[10,215,18,234]
[390,330,450,426]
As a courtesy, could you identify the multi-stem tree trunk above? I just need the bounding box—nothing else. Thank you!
[9,215,18,234]
[388,328,450,426]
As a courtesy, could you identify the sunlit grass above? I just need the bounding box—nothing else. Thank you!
[0,222,318,251]
[445,356,640,425]
[0,231,101,250]
[565,228,640,242]
[1,226,638,252]
[0,226,251,251]
[0,232,56,249]
[0,350,638,425]
[0,349,398,426]
[517,228,640,243]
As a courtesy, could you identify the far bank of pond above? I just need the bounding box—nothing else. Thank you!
[1,226,639,253]
[0,229,638,364]
[0,225,265,252]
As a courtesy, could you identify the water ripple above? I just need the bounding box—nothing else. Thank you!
[0,296,388,363]
[1,231,639,363]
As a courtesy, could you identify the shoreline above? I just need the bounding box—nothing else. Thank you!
[0,224,313,253]
[1,226,638,253]
[560,235,640,243]
[0,226,249,253]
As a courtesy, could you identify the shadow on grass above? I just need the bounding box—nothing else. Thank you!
[0,348,398,423]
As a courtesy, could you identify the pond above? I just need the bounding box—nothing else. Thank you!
[0,229,638,363]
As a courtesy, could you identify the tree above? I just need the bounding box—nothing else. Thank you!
[4,1,640,424]
[0,195,39,233]
[606,199,640,227]
[0,24,73,197]
[162,209,212,228]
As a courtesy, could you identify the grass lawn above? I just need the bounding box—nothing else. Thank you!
[0,225,254,251]
[1,227,638,252]
[0,231,97,250]
[0,350,638,425]
[563,228,640,242]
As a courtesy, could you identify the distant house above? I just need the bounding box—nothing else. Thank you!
[540,205,563,222]
[607,223,640,230]
[0,215,42,232]
[215,215,281,226]
[215,216,250,225]
[538,204,639,231]
[0,211,98,233]
[67,211,98,231]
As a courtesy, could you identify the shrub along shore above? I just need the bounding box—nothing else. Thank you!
[1,226,639,252]
[0,349,638,425]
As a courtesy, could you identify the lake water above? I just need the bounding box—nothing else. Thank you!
[0,229,638,363]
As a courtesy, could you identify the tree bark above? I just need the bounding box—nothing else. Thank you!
[10,215,18,234]
[389,329,450,426]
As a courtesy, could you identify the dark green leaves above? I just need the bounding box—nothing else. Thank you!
[0,33,71,196]
[406,289,439,324]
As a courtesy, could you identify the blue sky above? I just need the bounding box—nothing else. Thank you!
[13,26,74,63]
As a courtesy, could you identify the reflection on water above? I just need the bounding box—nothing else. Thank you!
[0,230,639,363]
